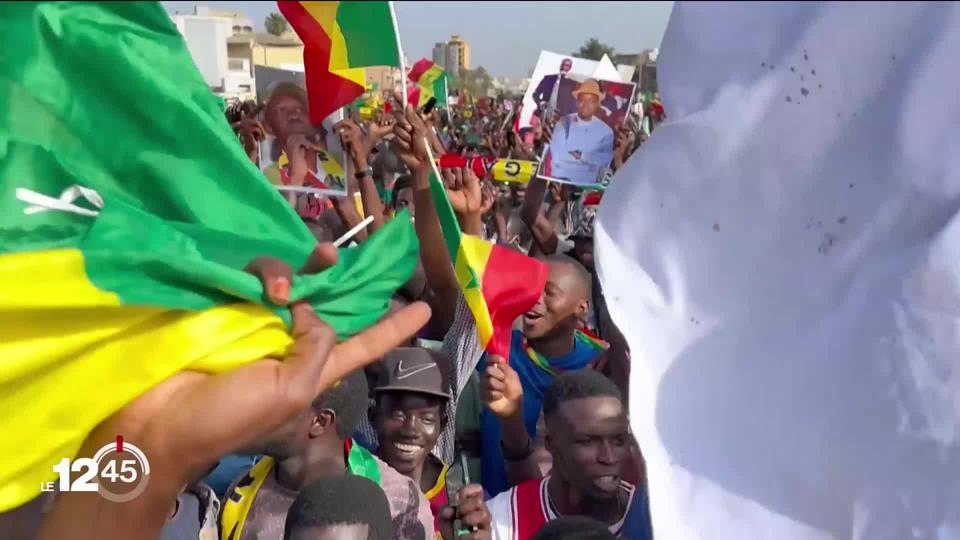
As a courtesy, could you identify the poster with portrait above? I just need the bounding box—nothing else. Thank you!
[519,51,608,130]
[536,77,637,187]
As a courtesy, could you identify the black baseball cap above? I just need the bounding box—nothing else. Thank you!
[374,348,451,400]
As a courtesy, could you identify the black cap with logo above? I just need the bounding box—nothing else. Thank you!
[374,347,451,400]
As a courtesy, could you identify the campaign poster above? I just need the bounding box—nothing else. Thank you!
[519,51,606,130]
[536,77,635,187]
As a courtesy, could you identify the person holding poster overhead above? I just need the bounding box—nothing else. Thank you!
[542,80,615,186]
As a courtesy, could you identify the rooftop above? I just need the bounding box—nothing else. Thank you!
[227,32,301,47]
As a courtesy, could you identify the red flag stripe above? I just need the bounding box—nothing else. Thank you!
[277,1,365,123]
[482,245,548,357]
[408,58,435,83]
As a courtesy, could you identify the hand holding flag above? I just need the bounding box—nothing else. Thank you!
[38,245,431,539]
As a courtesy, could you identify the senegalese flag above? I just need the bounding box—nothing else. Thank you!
[278,1,401,124]
[407,58,448,108]
[0,2,417,513]
[426,151,548,358]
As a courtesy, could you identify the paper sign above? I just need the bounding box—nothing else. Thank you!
[535,75,635,187]
[492,159,537,184]
[520,51,609,130]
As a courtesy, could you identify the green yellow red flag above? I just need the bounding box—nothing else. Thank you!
[407,58,449,108]
[0,2,416,512]
[277,1,401,123]
[425,151,548,357]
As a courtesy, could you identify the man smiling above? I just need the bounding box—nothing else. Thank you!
[485,371,652,540]
[372,348,493,540]
[477,254,607,496]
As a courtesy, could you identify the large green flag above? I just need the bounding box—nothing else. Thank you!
[0,2,417,511]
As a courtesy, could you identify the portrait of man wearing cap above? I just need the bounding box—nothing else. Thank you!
[541,79,615,186]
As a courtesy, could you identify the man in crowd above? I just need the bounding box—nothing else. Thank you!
[219,370,435,540]
[391,105,611,497]
[391,175,416,219]
[283,475,393,540]
[542,80,615,185]
[483,370,652,540]
[369,349,493,540]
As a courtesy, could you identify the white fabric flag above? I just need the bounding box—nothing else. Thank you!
[596,2,960,540]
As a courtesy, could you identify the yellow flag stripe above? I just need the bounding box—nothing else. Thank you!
[455,236,495,348]
[0,249,292,512]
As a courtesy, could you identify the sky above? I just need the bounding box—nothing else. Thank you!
[162,1,673,78]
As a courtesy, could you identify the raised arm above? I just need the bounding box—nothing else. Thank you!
[394,105,460,333]
[481,355,544,487]
[520,175,559,255]
[336,118,386,235]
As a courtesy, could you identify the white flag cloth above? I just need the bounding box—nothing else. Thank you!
[596,2,960,540]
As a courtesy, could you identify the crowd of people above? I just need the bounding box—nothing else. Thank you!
[10,75,663,540]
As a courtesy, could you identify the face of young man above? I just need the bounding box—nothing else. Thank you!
[576,93,601,121]
[522,260,588,340]
[546,396,629,500]
[374,392,446,475]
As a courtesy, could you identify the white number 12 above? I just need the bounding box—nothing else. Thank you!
[52,458,98,492]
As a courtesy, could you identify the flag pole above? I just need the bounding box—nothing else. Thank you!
[388,1,407,109]
[443,75,450,110]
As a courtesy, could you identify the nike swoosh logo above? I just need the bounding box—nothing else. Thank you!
[395,360,435,380]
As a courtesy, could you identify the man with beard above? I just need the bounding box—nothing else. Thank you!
[485,371,652,540]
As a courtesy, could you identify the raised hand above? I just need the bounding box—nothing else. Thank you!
[234,116,266,163]
[334,118,371,169]
[480,355,523,419]
[437,484,492,540]
[37,245,431,540]
[444,166,484,218]
[393,104,432,174]
[368,113,396,144]
[479,180,496,216]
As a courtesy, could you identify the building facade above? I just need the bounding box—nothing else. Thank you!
[432,35,471,75]
[614,48,659,92]
[170,9,256,103]
[432,42,446,68]
[448,35,470,70]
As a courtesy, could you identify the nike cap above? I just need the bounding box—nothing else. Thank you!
[374,347,451,400]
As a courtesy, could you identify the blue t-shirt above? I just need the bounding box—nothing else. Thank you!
[479,330,601,496]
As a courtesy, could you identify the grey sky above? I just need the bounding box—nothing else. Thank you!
[162,1,673,78]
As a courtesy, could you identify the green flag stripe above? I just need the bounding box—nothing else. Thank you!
[428,171,462,263]
[338,2,400,68]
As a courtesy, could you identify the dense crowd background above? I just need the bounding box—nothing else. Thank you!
[8,78,665,540]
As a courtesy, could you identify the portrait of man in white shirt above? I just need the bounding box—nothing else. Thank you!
[541,79,615,186]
